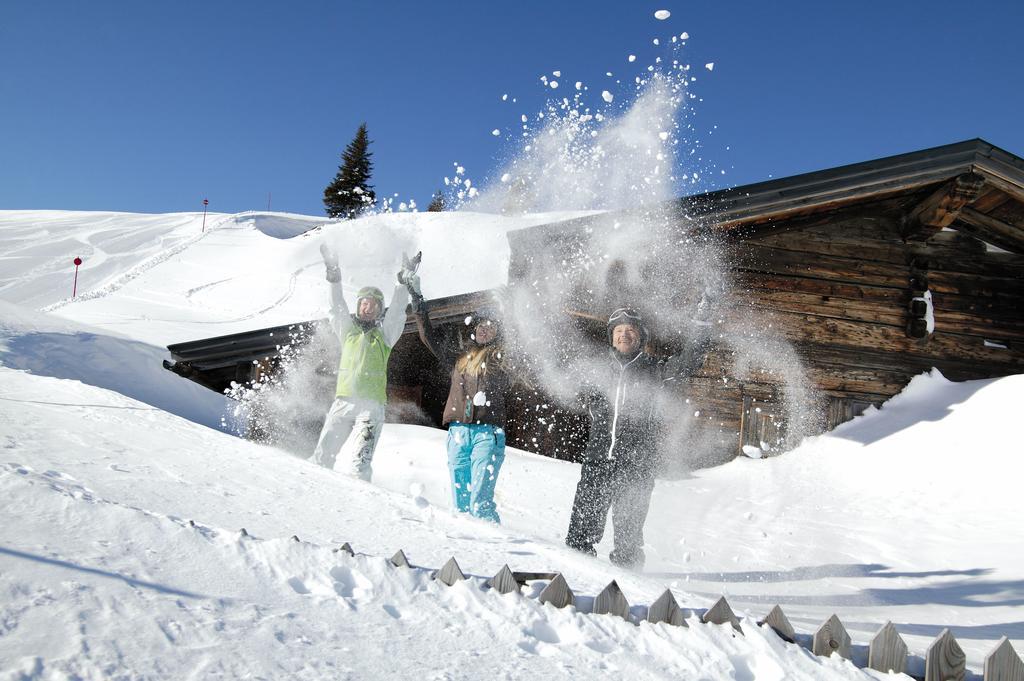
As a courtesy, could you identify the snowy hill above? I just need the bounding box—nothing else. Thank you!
[1,209,590,346]
[1,209,1022,679]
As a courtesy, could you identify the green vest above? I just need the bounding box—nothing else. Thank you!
[335,324,392,404]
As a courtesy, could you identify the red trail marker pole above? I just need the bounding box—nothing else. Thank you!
[202,198,209,232]
[72,257,82,297]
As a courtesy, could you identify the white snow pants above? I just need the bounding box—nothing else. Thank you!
[312,398,386,481]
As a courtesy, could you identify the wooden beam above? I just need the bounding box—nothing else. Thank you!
[975,167,1024,206]
[956,206,1024,254]
[903,173,986,241]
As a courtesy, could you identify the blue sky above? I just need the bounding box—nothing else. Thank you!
[2,1,1022,216]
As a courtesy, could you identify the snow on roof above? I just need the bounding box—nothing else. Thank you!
[0,209,594,346]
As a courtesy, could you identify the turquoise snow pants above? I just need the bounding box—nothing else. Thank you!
[446,423,506,523]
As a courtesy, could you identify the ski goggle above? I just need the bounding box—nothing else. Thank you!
[608,308,643,326]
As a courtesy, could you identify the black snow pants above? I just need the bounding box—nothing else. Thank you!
[565,455,656,569]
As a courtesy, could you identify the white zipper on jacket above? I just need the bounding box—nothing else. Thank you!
[607,351,643,460]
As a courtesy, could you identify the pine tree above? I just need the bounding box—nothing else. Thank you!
[426,190,445,212]
[323,123,376,219]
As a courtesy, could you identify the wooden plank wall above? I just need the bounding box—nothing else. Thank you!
[710,208,1024,442]
[644,201,1024,465]
[736,218,1022,371]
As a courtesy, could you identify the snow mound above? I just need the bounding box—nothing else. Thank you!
[0,301,230,430]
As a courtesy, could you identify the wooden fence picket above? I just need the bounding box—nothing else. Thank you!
[702,597,742,633]
[647,589,687,627]
[593,580,630,620]
[868,621,907,675]
[434,556,466,586]
[813,614,851,659]
[925,628,966,681]
[538,574,575,609]
[984,637,1024,681]
[758,605,795,643]
[390,549,410,568]
[488,565,520,595]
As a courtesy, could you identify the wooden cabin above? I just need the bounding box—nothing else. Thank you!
[505,138,1024,465]
[165,139,1024,467]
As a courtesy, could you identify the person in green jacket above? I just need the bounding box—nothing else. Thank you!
[312,243,415,480]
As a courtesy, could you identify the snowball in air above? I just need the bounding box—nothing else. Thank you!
[705,62,715,71]
[549,80,559,89]
[654,9,671,19]
[628,54,636,62]
[601,90,614,103]
[491,129,500,136]
[500,173,511,183]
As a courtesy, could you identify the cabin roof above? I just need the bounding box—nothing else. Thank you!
[685,138,1024,227]
[508,138,1024,253]
[165,290,493,371]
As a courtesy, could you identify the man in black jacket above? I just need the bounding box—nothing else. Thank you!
[565,307,711,568]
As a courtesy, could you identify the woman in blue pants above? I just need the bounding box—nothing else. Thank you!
[411,295,511,523]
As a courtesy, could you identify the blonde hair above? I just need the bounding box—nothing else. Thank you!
[455,343,503,377]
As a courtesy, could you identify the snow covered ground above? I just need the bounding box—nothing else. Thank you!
[1,209,1022,679]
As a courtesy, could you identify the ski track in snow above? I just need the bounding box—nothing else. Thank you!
[189,263,315,324]
[144,261,319,326]
[41,214,235,313]
[184,277,234,299]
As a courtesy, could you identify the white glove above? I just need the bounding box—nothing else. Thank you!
[320,243,341,283]
[398,251,422,297]
[693,286,718,326]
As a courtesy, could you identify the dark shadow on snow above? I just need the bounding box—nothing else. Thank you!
[646,563,993,583]
[836,618,1024,642]
[824,372,994,446]
[0,545,209,599]
[675,572,1024,611]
